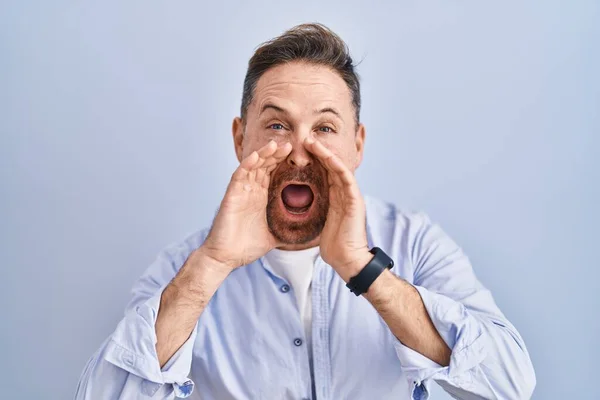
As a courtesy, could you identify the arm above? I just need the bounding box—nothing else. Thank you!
[348,215,536,399]
[75,140,292,399]
[156,248,230,367]
[336,250,452,367]
[364,268,451,366]
[394,214,535,399]
[75,238,217,399]
[302,137,535,399]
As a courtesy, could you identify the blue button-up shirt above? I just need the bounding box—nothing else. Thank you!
[75,196,535,399]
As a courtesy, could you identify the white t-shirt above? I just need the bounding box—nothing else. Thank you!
[264,246,320,374]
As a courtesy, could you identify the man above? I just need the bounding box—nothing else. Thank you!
[75,23,535,400]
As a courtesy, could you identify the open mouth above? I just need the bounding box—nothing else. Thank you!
[281,183,314,214]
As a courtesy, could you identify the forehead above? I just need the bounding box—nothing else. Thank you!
[250,62,353,117]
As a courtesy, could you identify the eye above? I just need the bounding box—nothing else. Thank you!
[268,123,285,130]
[318,126,334,133]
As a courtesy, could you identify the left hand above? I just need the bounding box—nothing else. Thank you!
[303,137,373,281]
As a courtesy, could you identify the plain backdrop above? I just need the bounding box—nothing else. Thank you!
[1,1,598,399]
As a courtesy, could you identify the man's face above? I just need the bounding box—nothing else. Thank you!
[232,62,365,248]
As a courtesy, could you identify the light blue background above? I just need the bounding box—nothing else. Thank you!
[1,1,598,399]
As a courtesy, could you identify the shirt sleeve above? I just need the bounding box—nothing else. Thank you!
[75,234,206,399]
[392,213,536,400]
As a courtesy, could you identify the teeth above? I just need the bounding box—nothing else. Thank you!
[285,205,310,214]
[289,209,307,215]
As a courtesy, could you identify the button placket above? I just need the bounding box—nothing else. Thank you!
[312,257,331,400]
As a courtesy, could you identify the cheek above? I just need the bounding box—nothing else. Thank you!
[241,134,268,158]
[320,137,357,169]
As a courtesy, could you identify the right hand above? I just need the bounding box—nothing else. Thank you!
[200,140,292,271]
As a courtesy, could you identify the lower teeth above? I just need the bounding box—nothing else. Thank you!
[286,205,310,214]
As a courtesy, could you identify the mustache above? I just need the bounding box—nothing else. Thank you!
[269,165,327,191]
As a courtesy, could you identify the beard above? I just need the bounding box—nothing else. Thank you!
[266,163,329,245]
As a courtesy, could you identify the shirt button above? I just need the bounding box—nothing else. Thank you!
[294,338,303,346]
[123,352,135,367]
[280,284,290,293]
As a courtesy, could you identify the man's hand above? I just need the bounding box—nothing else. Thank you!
[303,137,372,282]
[201,140,292,271]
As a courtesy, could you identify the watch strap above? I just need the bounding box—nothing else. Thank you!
[346,247,394,296]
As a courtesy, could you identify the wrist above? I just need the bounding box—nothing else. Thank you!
[162,247,232,308]
[343,247,395,297]
[194,246,236,275]
[335,248,374,283]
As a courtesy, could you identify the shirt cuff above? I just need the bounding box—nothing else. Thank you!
[393,285,488,392]
[103,289,198,398]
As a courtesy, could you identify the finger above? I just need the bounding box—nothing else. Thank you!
[257,141,290,169]
[253,140,278,169]
[272,141,293,159]
[328,170,342,187]
[265,162,279,175]
[261,142,292,169]
[257,140,278,158]
[261,170,270,188]
[304,138,356,186]
[255,167,266,186]
[303,137,337,170]
[248,168,257,183]
[326,151,356,187]
[234,151,259,181]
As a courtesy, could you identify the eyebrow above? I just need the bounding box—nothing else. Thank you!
[259,103,342,120]
[260,103,287,115]
[314,107,342,119]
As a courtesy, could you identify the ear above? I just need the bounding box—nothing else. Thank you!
[232,117,244,163]
[354,123,366,169]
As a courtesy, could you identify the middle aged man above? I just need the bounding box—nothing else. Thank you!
[76,23,536,400]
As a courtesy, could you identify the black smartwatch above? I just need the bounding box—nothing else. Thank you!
[346,247,394,296]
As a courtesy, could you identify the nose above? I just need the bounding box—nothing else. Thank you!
[286,138,313,168]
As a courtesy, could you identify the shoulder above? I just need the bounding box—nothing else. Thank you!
[158,227,212,266]
[126,227,212,309]
[135,227,212,287]
[364,195,441,271]
[364,195,433,236]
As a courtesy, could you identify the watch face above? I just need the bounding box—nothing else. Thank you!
[375,247,394,269]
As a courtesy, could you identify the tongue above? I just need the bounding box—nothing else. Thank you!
[282,184,314,209]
